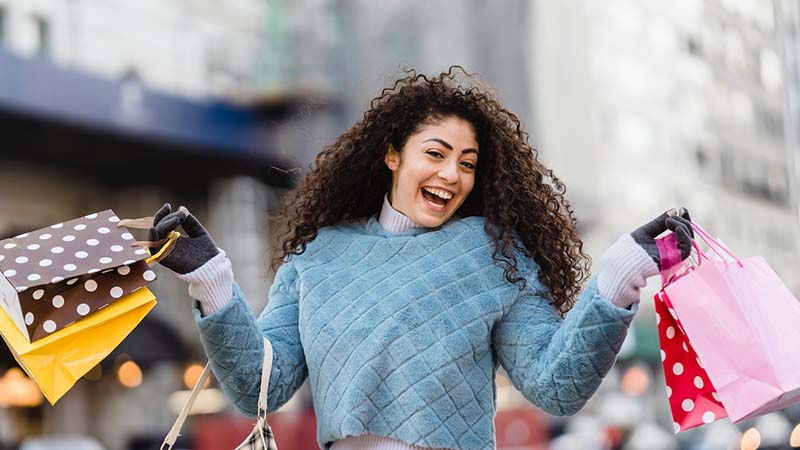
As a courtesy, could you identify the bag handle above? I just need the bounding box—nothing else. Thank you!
[257,337,274,420]
[160,338,274,450]
[655,221,744,288]
[115,216,180,267]
[655,233,705,286]
[656,234,682,278]
[690,222,744,268]
[160,363,212,450]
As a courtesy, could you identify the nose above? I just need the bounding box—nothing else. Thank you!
[438,161,459,184]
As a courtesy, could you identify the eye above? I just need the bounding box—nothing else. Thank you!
[426,150,444,158]
[461,161,476,170]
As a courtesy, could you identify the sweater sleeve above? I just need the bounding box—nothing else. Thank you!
[193,262,308,417]
[491,260,635,416]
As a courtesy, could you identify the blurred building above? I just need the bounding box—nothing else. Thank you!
[269,0,535,164]
[533,0,800,285]
[531,0,800,446]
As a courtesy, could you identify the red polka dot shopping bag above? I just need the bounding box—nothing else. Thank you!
[0,210,178,404]
[654,223,800,432]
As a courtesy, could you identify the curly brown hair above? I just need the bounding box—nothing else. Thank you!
[269,66,590,315]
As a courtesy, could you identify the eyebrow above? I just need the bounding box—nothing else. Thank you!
[422,138,479,155]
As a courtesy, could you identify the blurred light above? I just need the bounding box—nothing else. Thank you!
[598,392,640,428]
[626,422,678,450]
[167,388,227,415]
[560,415,610,449]
[621,366,650,396]
[790,423,800,447]
[0,367,44,407]
[113,353,131,369]
[503,418,531,445]
[184,363,211,390]
[117,360,142,388]
[701,420,743,450]
[755,413,792,446]
[740,427,761,450]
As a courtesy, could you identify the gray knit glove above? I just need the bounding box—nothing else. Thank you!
[631,207,693,268]
[148,203,220,274]
[598,207,693,309]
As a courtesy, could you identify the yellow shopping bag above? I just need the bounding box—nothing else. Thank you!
[0,286,156,404]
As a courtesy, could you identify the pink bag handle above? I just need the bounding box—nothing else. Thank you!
[690,223,744,268]
[656,233,705,285]
[656,233,682,285]
[655,220,744,286]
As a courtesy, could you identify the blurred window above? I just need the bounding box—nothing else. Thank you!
[730,90,754,125]
[32,14,49,57]
[759,47,782,93]
[694,143,722,182]
[754,105,784,140]
[720,0,738,15]
[702,20,723,58]
[712,82,730,118]
[755,1,775,33]
[687,36,701,56]
[615,113,653,156]
[723,28,747,72]
[650,18,677,53]
[737,0,756,23]
[767,165,789,202]
[695,145,709,167]
[719,147,788,205]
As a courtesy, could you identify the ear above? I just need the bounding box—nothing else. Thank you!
[384,144,400,171]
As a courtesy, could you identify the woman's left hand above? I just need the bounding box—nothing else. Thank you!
[597,207,694,309]
[630,207,693,270]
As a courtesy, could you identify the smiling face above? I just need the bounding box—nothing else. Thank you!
[384,115,479,228]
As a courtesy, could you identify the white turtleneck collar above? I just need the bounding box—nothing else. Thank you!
[378,193,425,233]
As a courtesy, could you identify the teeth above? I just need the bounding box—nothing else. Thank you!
[423,187,453,200]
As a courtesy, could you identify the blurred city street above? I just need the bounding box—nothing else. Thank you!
[1,0,800,449]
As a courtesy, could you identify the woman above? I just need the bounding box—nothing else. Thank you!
[149,67,693,450]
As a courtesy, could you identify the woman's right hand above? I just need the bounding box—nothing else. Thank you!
[149,203,220,274]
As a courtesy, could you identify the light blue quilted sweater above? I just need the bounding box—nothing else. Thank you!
[192,214,636,450]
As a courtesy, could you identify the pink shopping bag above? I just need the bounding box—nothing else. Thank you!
[655,288,727,432]
[654,223,800,428]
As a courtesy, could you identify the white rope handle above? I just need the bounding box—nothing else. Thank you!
[161,337,274,450]
[160,363,212,450]
[258,337,274,419]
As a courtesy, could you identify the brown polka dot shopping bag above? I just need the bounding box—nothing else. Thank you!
[0,209,178,404]
[654,223,800,432]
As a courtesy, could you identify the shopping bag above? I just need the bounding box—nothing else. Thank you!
[0,286,156,404]
[654,289,727,432]
[655,232,727,433]
[161,338,278,450]
[1,210,156,342]
[0,210,179,404]
[654,223,800,430]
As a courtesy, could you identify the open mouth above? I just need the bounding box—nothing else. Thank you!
[421,187,453,211]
